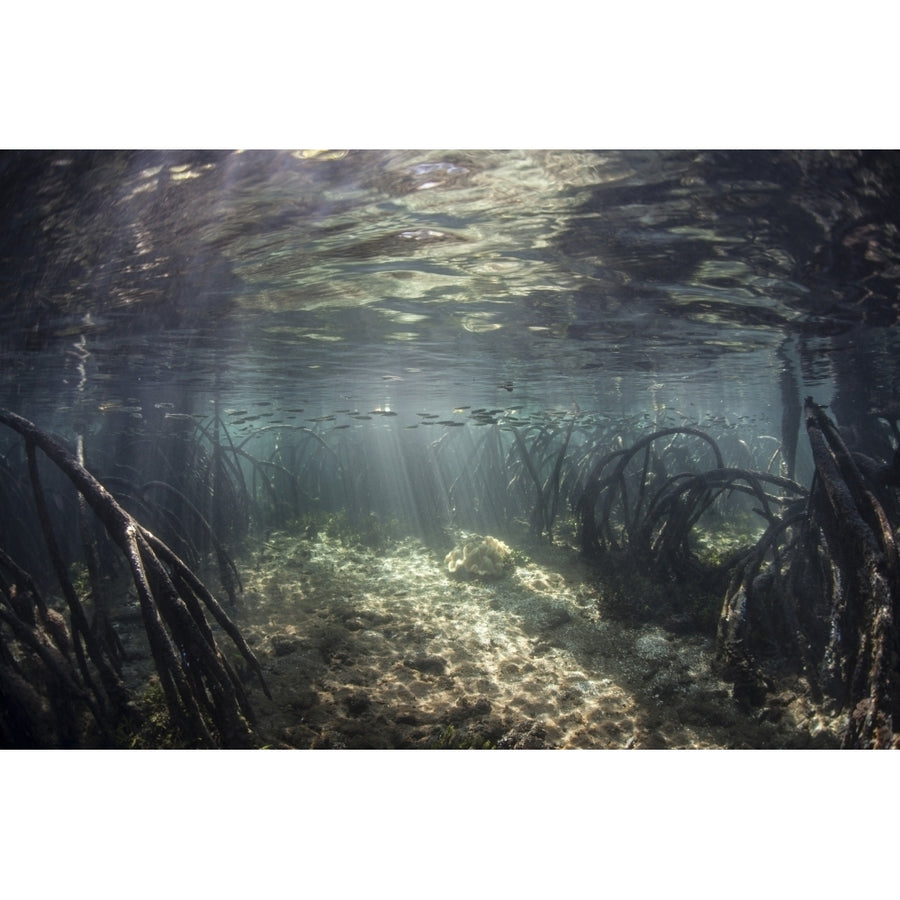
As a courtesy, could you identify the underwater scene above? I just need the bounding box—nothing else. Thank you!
[2,149,900,749]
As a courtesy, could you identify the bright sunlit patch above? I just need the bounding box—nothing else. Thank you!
[461,314,502,333]
[295,150,349,161]
[227,524,835,749]
[375,309,429,325]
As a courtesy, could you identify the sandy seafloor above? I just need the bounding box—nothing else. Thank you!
[204,527,846,750]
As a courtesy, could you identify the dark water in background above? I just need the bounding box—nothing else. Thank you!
[2,149,900,496]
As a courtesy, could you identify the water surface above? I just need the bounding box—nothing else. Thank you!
[4,150,897,437]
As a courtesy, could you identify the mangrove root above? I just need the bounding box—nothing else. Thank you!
[0,408,270,748]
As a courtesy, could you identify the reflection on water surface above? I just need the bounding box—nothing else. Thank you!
[3,149,898,423]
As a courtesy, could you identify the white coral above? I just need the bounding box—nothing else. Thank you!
[444,535,511,578]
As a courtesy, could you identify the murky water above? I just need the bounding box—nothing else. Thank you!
[2,149,899,747]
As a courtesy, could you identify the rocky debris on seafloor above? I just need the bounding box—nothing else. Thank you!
[496,721,550,749]
[444,534,512,578]
[404,654,449,674]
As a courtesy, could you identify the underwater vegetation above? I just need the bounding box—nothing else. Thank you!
[2,396,899,748]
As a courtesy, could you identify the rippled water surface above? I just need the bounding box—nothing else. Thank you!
[3,149,899,437]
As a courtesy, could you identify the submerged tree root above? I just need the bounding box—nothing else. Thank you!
[574,408,900,748]
[802,399,899,747]
[715,400,900,748]
[5,396,899,748]
[0,409,270,748]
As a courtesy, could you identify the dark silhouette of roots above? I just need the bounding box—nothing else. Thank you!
[4,396,899,748]
[0,409,269,748]
[573,404,900,748]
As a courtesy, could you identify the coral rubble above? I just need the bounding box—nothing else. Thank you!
[444,535,512,578]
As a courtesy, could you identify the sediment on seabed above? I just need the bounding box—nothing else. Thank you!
[1,399,898,748]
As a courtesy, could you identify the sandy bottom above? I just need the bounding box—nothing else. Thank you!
[224,529,843,749]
